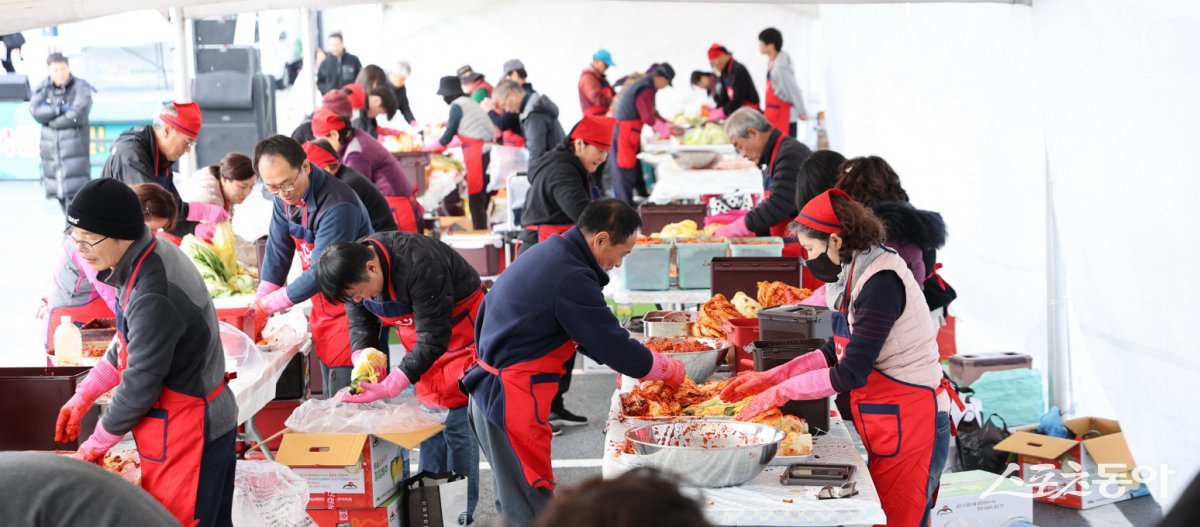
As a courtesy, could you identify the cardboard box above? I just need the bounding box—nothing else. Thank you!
[276,427,442,510]
[995,416,1146,509]
[930,470,1032,527]
[308,493,402,527]
[436,216,474,234]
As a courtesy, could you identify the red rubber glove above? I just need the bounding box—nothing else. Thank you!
[73,422,123,463]
[735,368,836,421]
[720,350,828,402]
[340,368,413,404]
[640,352,686,388]
[55,360,121,443]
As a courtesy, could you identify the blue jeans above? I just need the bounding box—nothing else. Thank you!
[318,363,352,396]
[921,412,952,527]
[419,406,479,524]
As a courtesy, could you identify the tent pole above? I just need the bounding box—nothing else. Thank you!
[299,7,318,113]
[1046,154,1073,415]
[171,7,197,176]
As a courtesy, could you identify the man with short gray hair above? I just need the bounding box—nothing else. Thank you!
[493,79,564,164]
[716,107,813,255]
[388,60,417,125]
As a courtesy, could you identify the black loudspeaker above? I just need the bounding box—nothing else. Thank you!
[0,74,31,102]
[192,70,277,167]
[196,46,260,76]
[193,17,238,47]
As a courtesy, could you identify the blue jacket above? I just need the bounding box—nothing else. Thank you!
[464,227,653,426]
[261,167,373,303]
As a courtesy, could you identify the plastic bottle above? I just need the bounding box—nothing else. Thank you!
[54,316,83,366]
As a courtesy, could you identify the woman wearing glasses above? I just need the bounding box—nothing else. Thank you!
[42,183,178,347]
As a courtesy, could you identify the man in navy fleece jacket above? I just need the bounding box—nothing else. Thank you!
[462,199,685,525]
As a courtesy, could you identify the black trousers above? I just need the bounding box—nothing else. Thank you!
[195,428,237,527]
[468,151,492,230]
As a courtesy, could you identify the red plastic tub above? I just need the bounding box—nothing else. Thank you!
[722,318,760,373]
[216,307,260,342]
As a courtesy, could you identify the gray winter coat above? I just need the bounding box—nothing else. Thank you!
[519,93,565,166]
[29,75,94,201]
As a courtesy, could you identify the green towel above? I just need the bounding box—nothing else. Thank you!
[970,369,1046,426]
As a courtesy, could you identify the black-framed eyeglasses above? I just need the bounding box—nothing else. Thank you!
[65,228,108,254]
[264,168,303,195]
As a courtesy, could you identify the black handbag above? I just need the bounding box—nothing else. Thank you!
[401,471,468,527]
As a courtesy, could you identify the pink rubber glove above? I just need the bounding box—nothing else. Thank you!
[55,360,121,443]
[800,285,827,307]
[445,135,464,149]
[704,210,749,227]
[651,120,672,139]
[640,352,686,388]
[73,422,123,462]
[714,216,754,239]
[194,222,218,242]
[720,350,828,402]
[423,139,446,153]
[707,107,727,122]
[186,201,229,224]
[735,368,836,421]
[340,368,413,403]
[253,287,294,316]
[256,281,281,300]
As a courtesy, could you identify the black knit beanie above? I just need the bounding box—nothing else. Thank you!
[66,179,147,240]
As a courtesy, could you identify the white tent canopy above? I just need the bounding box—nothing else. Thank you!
[3,0,1197,512]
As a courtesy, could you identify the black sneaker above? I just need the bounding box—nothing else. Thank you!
[551,422,564,436]
[550,408,589,427]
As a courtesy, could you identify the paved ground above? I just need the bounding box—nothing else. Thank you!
[0,181,1164,526]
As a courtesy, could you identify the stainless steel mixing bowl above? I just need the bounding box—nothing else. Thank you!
[625,420,785,487]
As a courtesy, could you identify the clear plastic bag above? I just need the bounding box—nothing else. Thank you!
[220,321,265,375]
[232,460,311,527]
[284,392,448,435]
[259,309,307,352]
[486,144,529,192]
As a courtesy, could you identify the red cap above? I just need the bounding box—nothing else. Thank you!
[570,115,616,151]
[311,109,346,138]
[322,89,353,117]
[302,141,339,169]
[161,101,202,138]
[707,44,728,61]
[796,189,852,234]
[343,83,366,111]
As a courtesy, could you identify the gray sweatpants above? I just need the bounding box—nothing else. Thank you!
[468,400,553,527]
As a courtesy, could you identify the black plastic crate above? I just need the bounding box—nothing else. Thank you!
[744,341,831,434]
[0,367,99,450]
[637,203,707,235]
[757,305,834,341]
[273,352,309,401]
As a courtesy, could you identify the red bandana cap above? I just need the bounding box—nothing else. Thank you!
[797,189,852,234]
[311,109,346,138]
[302,141,339,169]
[343,83,366,111]
[570,115,616,151]
[161,101,202,138]
[707,44,729,60]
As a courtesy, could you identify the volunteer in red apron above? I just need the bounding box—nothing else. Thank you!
[56,178,237,527]
[303,140,403,234]
[726,189,961,527]
[518,114,615,249]
[716,108,826,288]
[314,232,485,524]
[610,63,676,204]
[462,200,686,525]
[578,49,616,116]
[42,182,181,346]
[251,135,373,395]
[427,75,495,231]
[102,100,229,240]
[758,27,808,137]
[704,44,761,122]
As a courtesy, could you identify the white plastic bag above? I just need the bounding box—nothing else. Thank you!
[232,461,311,527]
[486,144,529,192]
[260,309,307,352]
[284,392,448,435]
[220,321,265,375]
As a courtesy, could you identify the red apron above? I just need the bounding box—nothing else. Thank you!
[524,224,573,243]
[831,262,960,527]
[289,200,354,367]
[116,239,231,527]
[759,137,810,265]
[360,239,482,409]
[45,296,114,347]
[384,196,424,234]
[476,339,577,489]
[763,66,792,134]
[501,129,526,148]
[460,136,487,195]
[615,119,643,170]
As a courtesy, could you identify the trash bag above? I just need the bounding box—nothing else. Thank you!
[955,412,1012,475]
[284,392,448,435]
[232,460,310,527]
